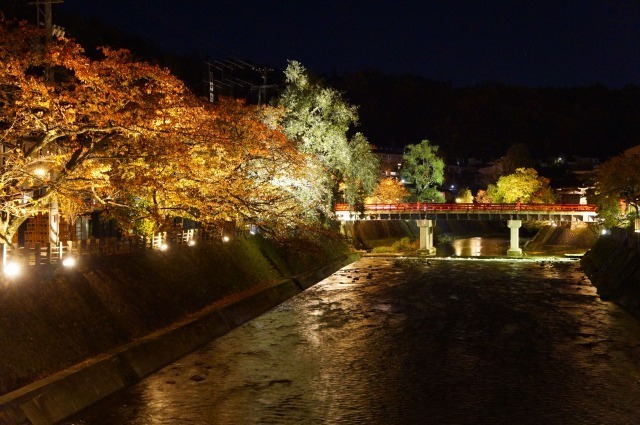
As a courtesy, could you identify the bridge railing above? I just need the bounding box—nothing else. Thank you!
[334,203,598,213]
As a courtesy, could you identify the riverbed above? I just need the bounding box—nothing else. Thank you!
[64,247,640,424]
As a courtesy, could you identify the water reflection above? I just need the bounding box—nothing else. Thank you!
[449,236,509,256]
[65,257,640,425]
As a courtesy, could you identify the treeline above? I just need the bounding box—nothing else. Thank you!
[0,19,378,246]
[334,71,640,160]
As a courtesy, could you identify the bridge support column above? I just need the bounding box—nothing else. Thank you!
[417,219,436,256]
[507,219,522,256]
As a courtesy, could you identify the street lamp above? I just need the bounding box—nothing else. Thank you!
[4,261,21,278]
[62,256,76,268]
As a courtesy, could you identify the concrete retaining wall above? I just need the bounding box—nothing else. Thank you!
[0,253,359,425]
[581,228,640,316]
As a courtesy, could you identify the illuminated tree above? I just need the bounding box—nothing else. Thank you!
[173,99,327,239]
[475,189,492,204]
[590,152,640,228]
[278,61,378,211]
[490,167,554,203]
[341,132,379,207]
[455,188,474,203]
[366,177,411,204]
[401,140,445,202]
[2,22,374,246]
[0,19,201,243]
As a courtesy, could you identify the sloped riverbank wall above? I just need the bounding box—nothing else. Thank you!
[581,228,640,317]
[0,236,358,425]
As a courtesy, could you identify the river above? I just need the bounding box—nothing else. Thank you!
[63,238,640,425]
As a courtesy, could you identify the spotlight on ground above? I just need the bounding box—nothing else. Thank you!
[62,256,76,268]
[4,261,21,278]
[188,240,196,246]
[159,243,169,251]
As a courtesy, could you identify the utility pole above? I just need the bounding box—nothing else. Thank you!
[29,0,64,44]
[29,0,64,247]
[254,67,275,108]
[206,62,215,103]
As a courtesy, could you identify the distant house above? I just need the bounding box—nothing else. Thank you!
[554,187,589,205]
[373,147,404,178]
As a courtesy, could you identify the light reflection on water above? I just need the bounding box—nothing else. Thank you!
[65,255,640,425]
[449,236,510,256]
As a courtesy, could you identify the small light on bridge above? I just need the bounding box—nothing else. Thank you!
[188,240,196,246]
[159,243,169,251]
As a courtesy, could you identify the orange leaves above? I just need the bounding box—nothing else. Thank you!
[0,20,330,242]
[366,177,411,204]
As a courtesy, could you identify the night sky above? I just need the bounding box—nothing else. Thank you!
[43,0,640,88]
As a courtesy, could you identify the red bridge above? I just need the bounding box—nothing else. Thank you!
[334,202,599,256]
[334,202,597,223]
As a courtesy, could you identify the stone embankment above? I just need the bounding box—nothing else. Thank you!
[0,236,358,425]
[581,228,640,317]
[524,222,598,255]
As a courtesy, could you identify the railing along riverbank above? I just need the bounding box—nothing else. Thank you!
[1,228,227,268]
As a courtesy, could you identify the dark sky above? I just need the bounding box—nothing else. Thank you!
[8,0,640,87]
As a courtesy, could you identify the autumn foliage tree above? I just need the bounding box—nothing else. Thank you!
[0,18,201,243]
[1,21,380,247]
[590,152,640,228]
[486,167,555,204]
[366,177,410,204]
[180,99,325,237]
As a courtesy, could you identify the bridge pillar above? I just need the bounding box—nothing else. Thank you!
[507,219,522,256]
[417,219,436,256]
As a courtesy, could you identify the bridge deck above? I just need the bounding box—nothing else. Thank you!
[334,203,598,222]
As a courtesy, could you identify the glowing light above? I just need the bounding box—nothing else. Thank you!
[159,243,169,251]
[601,229,609,235]
[4,261,21,278]
[188,240,196,246]
[62,256,76,268]
[222,235,230,243]
[34,168,47,177]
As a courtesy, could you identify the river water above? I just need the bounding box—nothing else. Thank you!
[63,238,640,425]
